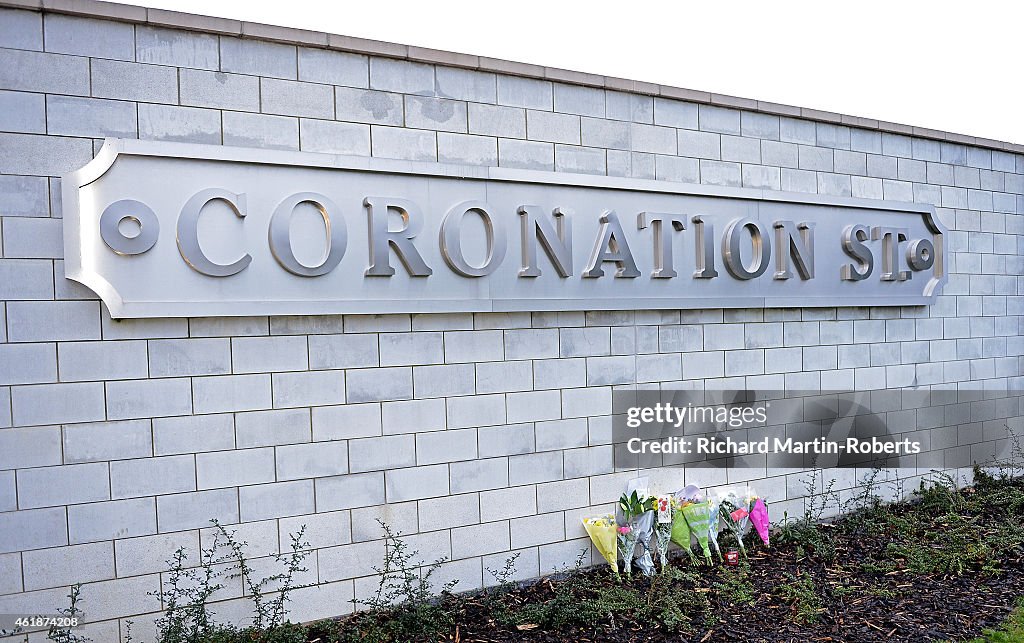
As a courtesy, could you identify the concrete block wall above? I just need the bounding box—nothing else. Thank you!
[0,3,1023,640]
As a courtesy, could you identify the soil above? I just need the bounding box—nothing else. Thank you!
[303,476,1024,643]
[448,549,1024,643]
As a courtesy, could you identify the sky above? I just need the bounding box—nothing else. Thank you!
[126,0,1023,145]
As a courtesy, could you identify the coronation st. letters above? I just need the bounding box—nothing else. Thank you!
[63,140,946,317]
[101,190,935,285]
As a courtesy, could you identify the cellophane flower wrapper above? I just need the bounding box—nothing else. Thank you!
[737,495,755,542]
[750,498,770,547]
[681,501,714,564]
[617,526,639,577]
[653,496,673,571]
[670,506,699,565]
[632,510,656,576]
[718,501,747,558]
[654,519,672,571]
[707,499,724,562]
[582,514,618,574]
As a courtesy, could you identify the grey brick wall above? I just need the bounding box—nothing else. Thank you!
[0,5,1023,641]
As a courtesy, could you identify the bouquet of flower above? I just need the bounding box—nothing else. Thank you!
[718,495,749,558]
[749,497,770,547]
[633,510,656,576]
[653,495,674,571]
[617,490,656,577]
[681,500,715,565]
[669,496,700,565]
[582,514,619,576]
[706,497,724,562]
[615,523,636,577]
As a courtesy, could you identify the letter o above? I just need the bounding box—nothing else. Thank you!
[722,217,771,280]
[906,238,935,271]
[439,200,506,277]
[268,192,347,277]
[99,199,159,256]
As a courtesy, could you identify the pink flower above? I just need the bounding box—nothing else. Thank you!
[618,526,632,535]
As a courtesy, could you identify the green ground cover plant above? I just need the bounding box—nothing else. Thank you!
[966,601,1024,643]
[10,462,1024,642]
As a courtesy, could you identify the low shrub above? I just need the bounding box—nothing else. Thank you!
[340,520,458,643]
[775,470,840,562]
[152,520,311,643]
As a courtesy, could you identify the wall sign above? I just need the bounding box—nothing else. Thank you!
[64,139,947,318]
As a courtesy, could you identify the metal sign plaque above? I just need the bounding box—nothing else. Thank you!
[64,139,947,318]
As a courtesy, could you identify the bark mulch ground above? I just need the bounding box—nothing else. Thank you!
[447,540,1024,643]
[309,471,1024,643]
[180,470,1024,643]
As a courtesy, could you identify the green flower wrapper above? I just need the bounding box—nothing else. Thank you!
[681,501,714,565]
[670,508,699,565]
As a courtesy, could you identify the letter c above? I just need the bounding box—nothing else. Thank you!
[177,188,251,277]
